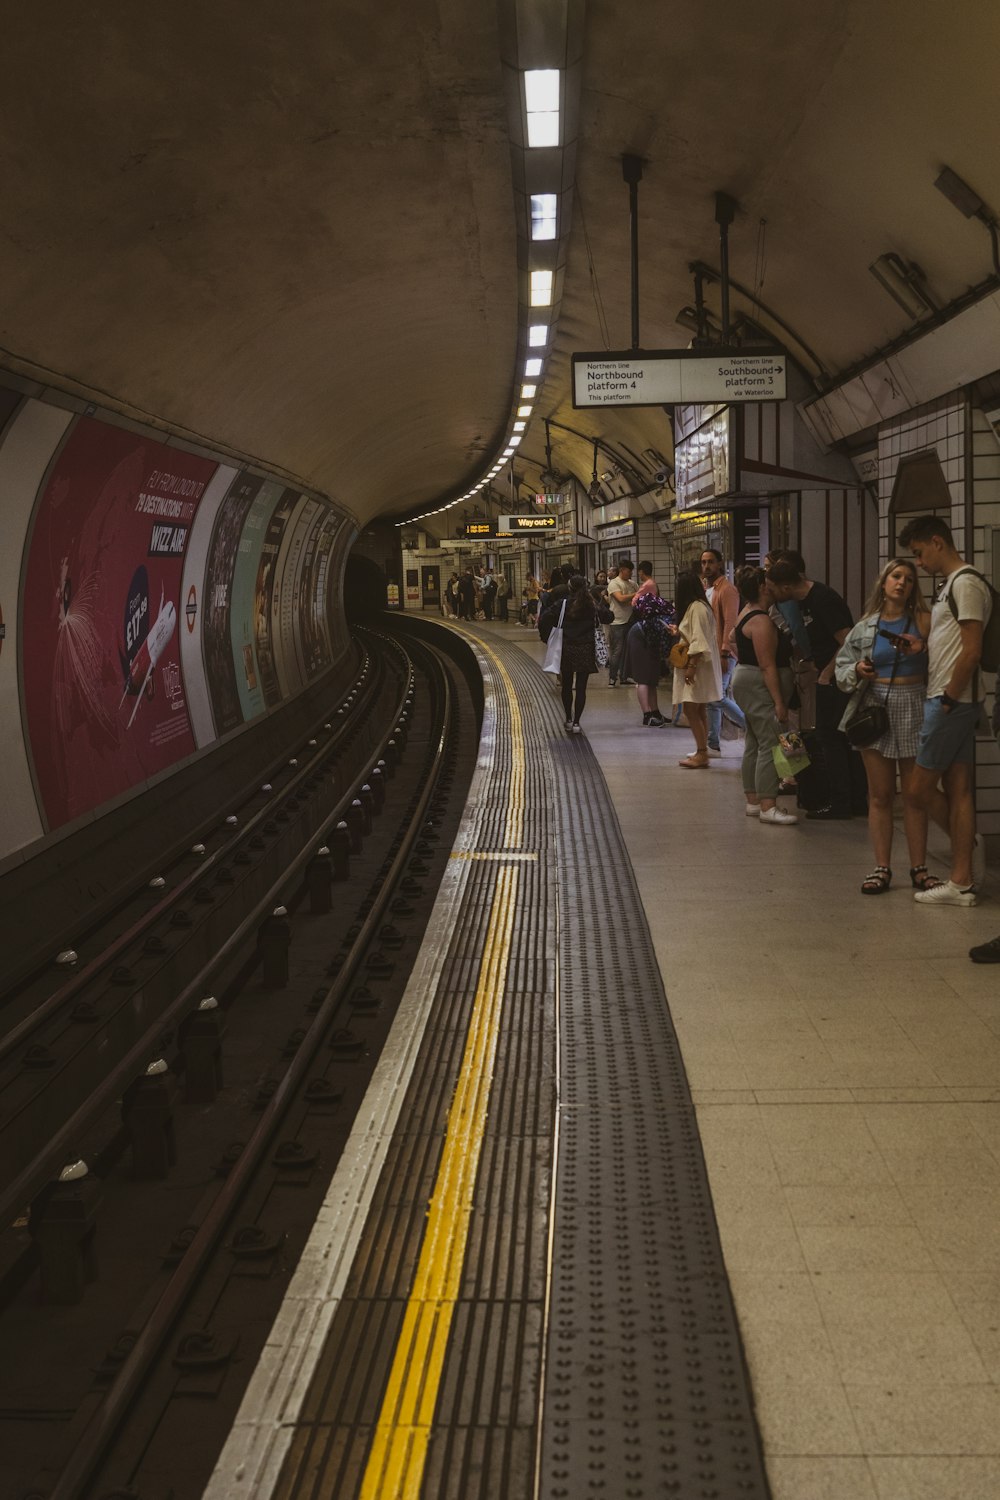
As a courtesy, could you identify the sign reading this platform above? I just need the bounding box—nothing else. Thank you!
[497,514,558,532]
[572,347,787,407]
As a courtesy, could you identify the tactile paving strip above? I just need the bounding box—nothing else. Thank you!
[537,712,772,1500]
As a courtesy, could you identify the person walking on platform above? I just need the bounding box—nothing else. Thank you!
[835,558,938,894]
[768,558,862,819]
[899,514,991,906]
[672,569,722,768]
[730,567,797,823]
[607,560,637,686]
[496,572,510,622]
[701,548,746,751]
[538,574,613,733]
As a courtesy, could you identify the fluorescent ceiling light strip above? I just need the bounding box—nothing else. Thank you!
[525,359,542,377]
[529,324,547,346]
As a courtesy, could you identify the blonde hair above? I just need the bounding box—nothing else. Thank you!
[863,558,929,623]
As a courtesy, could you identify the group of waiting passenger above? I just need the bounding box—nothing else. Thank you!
[514,520,996,941]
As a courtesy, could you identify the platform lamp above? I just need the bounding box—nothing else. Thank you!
[868,253,939,320]
[934,166,1000,277]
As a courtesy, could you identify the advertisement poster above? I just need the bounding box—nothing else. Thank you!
[203,473,264,737]
[178,462,238,748]
[21,417,218,832]
[299,509,339,678]
[272,493,314,699]
[0,398,73,859]
[253,487,299,709]
[229,480,284,724]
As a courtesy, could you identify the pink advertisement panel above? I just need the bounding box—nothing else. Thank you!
[21,417,218,832]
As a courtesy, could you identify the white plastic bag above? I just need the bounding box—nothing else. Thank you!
[542,600,567,673]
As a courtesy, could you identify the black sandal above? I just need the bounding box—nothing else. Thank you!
[909,865,942,892]
[861,866,892,895]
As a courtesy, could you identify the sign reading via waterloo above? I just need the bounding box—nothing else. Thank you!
[497,514,557,532]
[572,346,787,407]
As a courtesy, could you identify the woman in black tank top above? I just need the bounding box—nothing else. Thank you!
[730,567,797,824]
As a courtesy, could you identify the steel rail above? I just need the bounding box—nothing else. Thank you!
[48,635,453,1500]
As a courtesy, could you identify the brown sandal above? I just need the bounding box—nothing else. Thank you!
[910,865,941,892]
[679,753,709,769]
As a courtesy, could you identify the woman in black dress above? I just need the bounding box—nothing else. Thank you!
[539,574,613,733]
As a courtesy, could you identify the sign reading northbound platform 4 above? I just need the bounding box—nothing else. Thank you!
[572,346,787,407]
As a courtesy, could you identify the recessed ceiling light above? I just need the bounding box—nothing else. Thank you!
[525,70,560,147]
[530,270,553,307]
[530,193,557,240]
[529,324,548,346]
[525,358,543,377]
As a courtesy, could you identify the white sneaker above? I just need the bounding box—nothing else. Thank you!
[706,746,723,757]
[914,879,977,907]
[571,723,582,734]
[971,836,987,889]
[760,806,798,825]
[745,804,761,817]
[564,719,574,730]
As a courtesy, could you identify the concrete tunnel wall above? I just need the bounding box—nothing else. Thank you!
[0,374,358,871]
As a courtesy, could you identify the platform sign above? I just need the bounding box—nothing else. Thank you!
[497,514,557,532]
[463,521,493,537]
[572,347,786,407]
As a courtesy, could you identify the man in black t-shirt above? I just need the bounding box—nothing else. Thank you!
[769,563,864,819]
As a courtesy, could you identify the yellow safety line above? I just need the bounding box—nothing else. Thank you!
[358,862,520,1499]
[449,850,538,862]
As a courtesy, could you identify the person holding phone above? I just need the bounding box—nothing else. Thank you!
[834,558,937,893]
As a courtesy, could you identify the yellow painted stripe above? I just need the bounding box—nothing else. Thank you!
[359,863,520,1499]
[449,850,538,862]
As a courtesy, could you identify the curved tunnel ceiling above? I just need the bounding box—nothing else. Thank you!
[2,3,999,535]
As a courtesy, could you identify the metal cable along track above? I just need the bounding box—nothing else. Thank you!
[267,628,770,1500]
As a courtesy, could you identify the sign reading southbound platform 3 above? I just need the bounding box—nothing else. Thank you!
[497,514,558,532]
[572,347,787,407]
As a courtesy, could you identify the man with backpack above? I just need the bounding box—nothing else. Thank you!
[900,514,996,906]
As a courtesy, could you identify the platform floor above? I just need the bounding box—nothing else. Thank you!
[503,621,1000,1500]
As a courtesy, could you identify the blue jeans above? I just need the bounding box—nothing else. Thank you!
[707,657,746,746]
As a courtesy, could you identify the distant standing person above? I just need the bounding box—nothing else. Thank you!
[607,560,637,686]
[457,569,476,621]
[496,572,510,622]
[672,569,722,768]
[622,562,666,725]
[730,566,797,822]
[701,548,746,750]
[768,559,860,819]
[899,514,991,906]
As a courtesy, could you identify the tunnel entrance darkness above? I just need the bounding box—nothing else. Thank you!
[344,553,390,620]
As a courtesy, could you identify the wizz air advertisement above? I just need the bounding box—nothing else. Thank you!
[21,417,218,832]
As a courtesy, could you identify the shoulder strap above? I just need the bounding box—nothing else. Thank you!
[945,566,984,618]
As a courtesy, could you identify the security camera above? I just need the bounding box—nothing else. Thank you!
[653,468,672,486]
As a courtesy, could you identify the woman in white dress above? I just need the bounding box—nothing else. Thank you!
[672,568,723,768]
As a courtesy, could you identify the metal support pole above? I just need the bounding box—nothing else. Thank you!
[715,191,738,343]
[622,154,644,349]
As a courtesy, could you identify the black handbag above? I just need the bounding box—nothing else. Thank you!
[843,615,905,748]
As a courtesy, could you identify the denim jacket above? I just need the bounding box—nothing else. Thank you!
[833,616,880,732]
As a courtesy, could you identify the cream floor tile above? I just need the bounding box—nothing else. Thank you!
[947,1273,1000,1381]
[880,1143,1000,1185]
[756,1102,881,1148]
[753,1374,864,1456]
[825,1309,987,1385]
[860,1100,991,1150]
[755,1088,856,1104]
[728,1268,828,1326]
[819,1040,945,1089]
[768,1456,878,1500]
[796,1224,937,1275]
[782,1182,914,1229]
[718,1216,809,1275]
[812,1269,961,1326]
[771,1142,895,1188]
[847,1383,1000,1454]
[869,1456,1000,1500]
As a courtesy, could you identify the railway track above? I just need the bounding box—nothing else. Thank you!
[2,622,479,1500]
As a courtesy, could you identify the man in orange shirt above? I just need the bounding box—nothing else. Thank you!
[701,549,746,751]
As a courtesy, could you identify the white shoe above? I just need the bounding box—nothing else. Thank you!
[760,807,798,825]
[571,723,582,734]
[564,719,574,730]
[745,804,761,817]
[706,746,723,757]
[914,879,977,907]
[971,836,987,889]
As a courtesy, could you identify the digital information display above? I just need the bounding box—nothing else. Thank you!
[463,521,493,536]
[497,514,558,532]
[572,348,787,407]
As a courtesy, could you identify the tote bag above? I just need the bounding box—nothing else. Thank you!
[542,600,567,673]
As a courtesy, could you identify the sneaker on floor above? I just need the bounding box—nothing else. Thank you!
[971,836,987,889]
[745,804,761,817]
[609,677,618,687]
[760,806,798,825]
[564,719,574,730]
[706,745,722,756]
[970,934,1000,963]
[571,722,582,734]
[647,712,667,727]
[914,879,977,907]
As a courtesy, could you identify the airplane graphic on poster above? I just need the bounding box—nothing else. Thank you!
[119,588,177,728]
